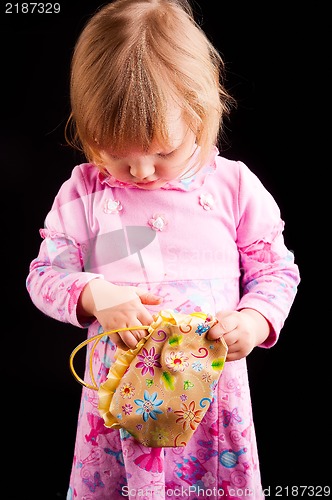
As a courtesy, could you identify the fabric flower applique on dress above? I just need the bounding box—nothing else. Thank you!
[103,199,123,214]
[199,192,215,210]
[148,213,168,231]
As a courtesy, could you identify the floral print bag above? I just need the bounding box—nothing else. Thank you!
[70,309,228,447]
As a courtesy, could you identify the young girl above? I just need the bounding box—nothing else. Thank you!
[26,0,300,498]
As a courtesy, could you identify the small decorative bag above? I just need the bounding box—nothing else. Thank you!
[70,309,228,447]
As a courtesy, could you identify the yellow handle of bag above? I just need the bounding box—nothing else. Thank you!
[69,326,150,391]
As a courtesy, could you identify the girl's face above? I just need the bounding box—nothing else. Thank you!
[99,110,197,190]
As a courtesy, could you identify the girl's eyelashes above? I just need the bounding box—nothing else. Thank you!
[106,151,176,160]
[157,150,175,158]
[104,145,183,161]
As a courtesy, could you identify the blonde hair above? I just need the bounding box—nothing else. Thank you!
[66,0,235,170]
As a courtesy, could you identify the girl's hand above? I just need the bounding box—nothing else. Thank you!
[207,308,271,361]
[77,279,162,349]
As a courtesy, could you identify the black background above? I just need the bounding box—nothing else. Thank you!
[1,1,327,498]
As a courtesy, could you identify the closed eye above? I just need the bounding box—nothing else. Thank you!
[157,150,175,158]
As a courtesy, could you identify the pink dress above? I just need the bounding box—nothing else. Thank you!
[26,148,300,499]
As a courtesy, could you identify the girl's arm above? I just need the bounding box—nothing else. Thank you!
[208,161,300,358]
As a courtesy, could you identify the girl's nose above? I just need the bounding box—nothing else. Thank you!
[129,159,155,180]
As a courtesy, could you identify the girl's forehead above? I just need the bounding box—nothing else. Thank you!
[166,107,188,143]
[107,108,191,156]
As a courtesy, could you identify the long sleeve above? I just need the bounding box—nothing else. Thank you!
[233,161,300,346]
[26,165,103,326]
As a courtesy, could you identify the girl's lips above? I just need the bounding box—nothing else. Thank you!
[134,180,166,189]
